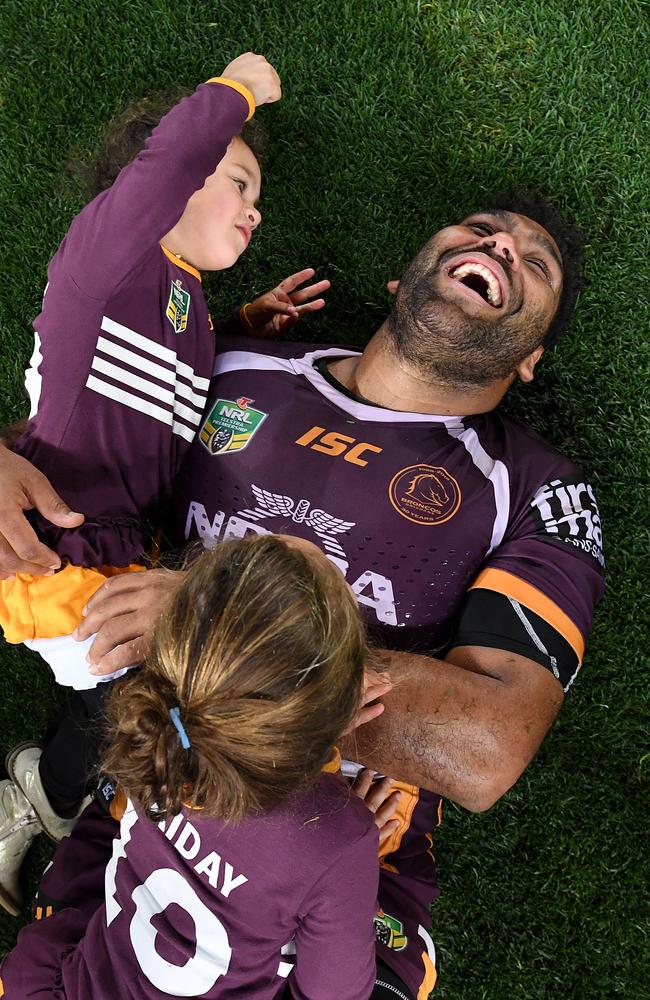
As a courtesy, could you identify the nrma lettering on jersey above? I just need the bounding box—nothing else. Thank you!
[185,499,399,628]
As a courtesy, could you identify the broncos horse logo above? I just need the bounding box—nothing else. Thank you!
[404,471,451,511]
[390,464,461,525]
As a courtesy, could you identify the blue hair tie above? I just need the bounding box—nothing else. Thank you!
[169,706,191,750]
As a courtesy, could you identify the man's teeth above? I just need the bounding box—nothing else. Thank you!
[451,263,502,306]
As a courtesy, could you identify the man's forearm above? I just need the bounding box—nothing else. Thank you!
[342,645,563,812]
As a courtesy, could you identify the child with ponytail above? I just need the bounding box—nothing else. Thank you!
[0,50,330,912]
[0,534,397,999]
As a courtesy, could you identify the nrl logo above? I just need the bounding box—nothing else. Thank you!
[374,909,408,951]
[200,397,268,455]
[166,279,191,334]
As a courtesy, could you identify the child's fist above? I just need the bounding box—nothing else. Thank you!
[222,52,281,107]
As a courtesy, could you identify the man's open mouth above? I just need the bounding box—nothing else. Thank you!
[448,259,504,308]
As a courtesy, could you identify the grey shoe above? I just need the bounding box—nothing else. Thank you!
[5,742,88,844]
[0,779,41,916]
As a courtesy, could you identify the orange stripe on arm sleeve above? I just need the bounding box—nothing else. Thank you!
[206,78,256,121]
[470,567,585,663]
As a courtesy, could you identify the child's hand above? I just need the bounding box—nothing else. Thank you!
[241,268,330,337]
[387,279,400,294]
[351,769,401,848]
[221,52,282,107]
[341,667,393,736]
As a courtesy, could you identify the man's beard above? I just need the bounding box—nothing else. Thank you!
[387,257,547,390]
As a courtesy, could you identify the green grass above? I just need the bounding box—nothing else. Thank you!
[0,1,648,996]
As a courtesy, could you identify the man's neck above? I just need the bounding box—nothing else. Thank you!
[328,327,512,416]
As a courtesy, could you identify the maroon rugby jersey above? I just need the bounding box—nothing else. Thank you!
[165,335,604,997]
[1,783,378,999]
[13,80,252,568]
[169,336,603,660]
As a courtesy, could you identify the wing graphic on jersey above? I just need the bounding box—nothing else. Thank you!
[307,509,356,535]
[250,485,295,518]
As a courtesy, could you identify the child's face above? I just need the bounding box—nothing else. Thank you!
[165,137,262,270]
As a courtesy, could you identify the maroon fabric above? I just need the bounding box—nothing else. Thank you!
[162,335,605,994]
[1,782,378,999]
[169,337,604,654]
[14,81,250,568]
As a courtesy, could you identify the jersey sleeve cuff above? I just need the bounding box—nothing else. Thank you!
[469,567,585,663]
[206,77,256,121]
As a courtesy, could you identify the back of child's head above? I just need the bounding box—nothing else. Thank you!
[103,535,365,822]
[85,90,267,198]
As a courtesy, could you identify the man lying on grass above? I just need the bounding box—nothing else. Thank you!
[0,194,604,998]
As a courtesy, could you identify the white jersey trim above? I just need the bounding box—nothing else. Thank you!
[25,332,43,419]
[84,316,208,442]
[446,425,510,555]
[101,316,210,390]
[213,347,466,426]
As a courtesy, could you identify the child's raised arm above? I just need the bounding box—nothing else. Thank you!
[60,53,280,300]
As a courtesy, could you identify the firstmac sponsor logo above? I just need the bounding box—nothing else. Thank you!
[531,477,604,567]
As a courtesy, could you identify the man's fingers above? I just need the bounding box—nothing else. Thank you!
[0,511,61,570]
[75,592,146,641]
[88,637,146,675]
[28,476,84,529]
[83,572,150,613]
[0,535,57,578]
[85,612,146,664]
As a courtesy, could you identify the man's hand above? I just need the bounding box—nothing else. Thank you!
[221,52,282,107]
[241,269,330,337]
[0,445,84,578]
[73,568,187,675]
[341,668,393,736]
[351,769,401,848]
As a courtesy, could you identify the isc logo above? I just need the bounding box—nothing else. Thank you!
[295,426,383,467]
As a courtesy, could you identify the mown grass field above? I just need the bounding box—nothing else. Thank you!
[0,1,647,996]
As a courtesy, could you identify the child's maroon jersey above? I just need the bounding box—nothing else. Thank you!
[166,335,605,996]
[13,79,252,570]
[1,782,378,999]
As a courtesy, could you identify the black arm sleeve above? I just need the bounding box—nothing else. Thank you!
[447,588,580,693]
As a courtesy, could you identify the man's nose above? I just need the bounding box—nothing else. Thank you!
[479,232,520,271]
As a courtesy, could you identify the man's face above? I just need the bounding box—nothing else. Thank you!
[390,210,565,386]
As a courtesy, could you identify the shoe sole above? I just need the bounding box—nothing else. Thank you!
[0,880,22,917]
[4,741,59,844]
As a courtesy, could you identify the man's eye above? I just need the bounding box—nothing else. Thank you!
[469,222,494,235]
[527,258,551,280]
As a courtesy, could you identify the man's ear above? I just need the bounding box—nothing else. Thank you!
[517,345,544,383]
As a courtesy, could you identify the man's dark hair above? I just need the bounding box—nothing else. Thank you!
[84,89,267,199]
[479,190,585,347]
